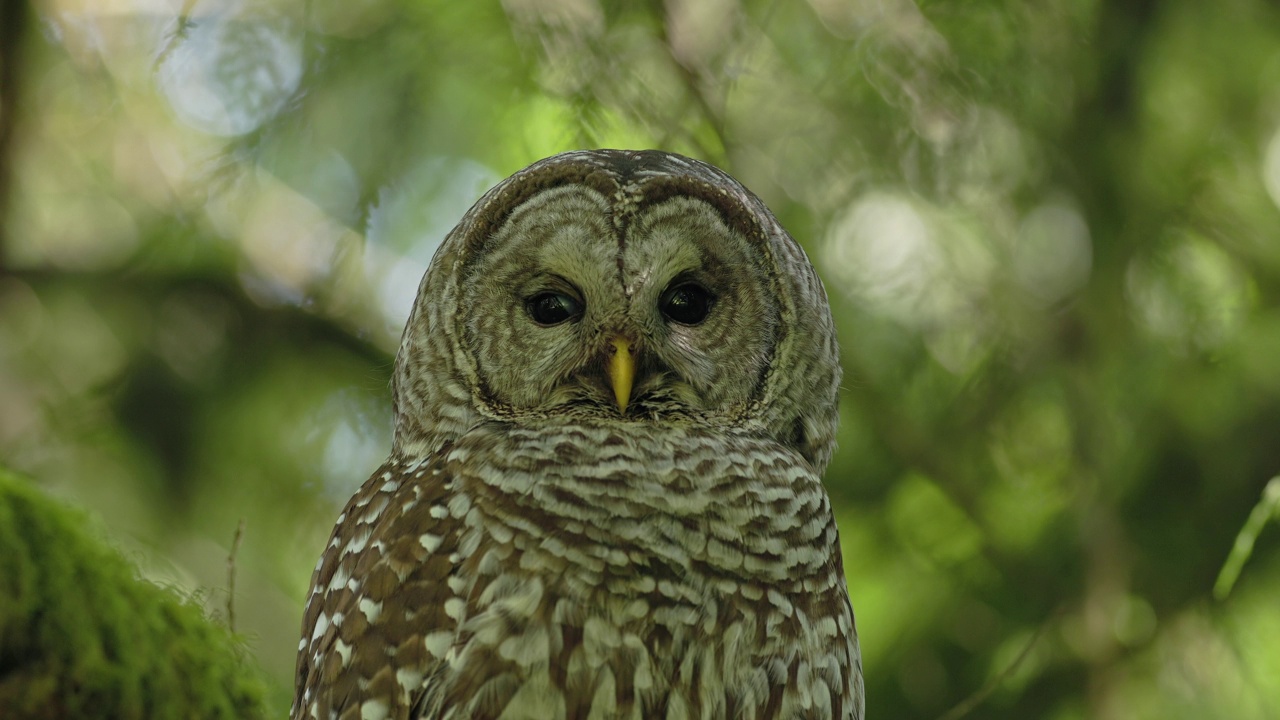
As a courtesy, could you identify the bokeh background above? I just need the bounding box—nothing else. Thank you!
[3,0,1280,717]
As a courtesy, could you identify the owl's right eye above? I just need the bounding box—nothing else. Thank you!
[526,292,583,326]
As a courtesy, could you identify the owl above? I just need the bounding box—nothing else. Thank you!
[293,150,863,720]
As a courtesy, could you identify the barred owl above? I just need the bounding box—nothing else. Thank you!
[293,150,863,720]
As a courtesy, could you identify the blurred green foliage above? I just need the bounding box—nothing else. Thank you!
[2,0,1279,717]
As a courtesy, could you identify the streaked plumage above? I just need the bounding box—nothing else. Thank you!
[293,150,863,720]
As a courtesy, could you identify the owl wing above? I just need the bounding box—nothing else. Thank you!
[293,452,465,720]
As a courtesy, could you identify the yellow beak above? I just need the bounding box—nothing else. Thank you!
[607,337,634,413]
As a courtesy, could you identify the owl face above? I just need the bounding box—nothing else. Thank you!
[456,185,780,420]
[393,150,840,469]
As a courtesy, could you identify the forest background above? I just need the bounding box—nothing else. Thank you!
[1,1,1279,717]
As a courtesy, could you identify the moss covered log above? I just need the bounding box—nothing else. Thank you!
[0,469,269,719]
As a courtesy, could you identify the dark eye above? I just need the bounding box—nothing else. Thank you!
[659,283,714,325]
[526,292,583,326]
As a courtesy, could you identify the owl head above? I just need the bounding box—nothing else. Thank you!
[391,150,841,472]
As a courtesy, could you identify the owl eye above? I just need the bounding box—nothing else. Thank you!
[659,283,714,325]
[526,291,583,326]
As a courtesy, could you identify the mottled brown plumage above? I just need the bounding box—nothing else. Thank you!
[293,150,863,720]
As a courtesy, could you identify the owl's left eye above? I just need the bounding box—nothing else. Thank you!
[526,292,583,326]
[659,282,714,325]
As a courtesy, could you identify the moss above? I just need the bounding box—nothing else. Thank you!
[0,469,269,719]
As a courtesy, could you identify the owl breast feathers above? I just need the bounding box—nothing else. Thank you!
[293,150,863,720]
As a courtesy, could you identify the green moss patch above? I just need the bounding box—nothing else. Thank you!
[0,469,269,719]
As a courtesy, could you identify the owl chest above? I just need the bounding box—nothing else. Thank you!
[434,562,812,720]
[424,485,852,719]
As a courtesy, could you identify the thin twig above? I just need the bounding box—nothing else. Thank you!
[936,609,1060,720]
[154,0,201,71]
[226,518,245,633]
[1214,476,1280,600]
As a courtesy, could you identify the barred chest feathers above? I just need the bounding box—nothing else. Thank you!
[303,421,860,720]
